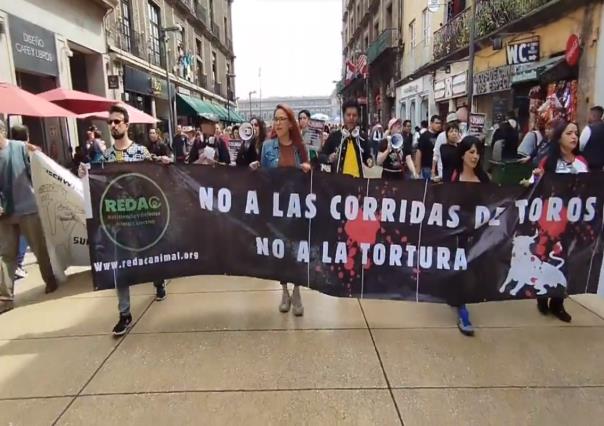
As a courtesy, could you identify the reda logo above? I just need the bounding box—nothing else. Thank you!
[103,196,162,213]
[100,173,170,252]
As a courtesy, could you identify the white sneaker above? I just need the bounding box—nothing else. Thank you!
[279,287,291,313]
[14,267,27,280]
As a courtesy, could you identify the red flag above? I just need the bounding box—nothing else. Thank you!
[345,59,357,85]
[357,55,368,78]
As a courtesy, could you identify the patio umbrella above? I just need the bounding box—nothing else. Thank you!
[78,103,159,124]
[0,82,76,117]
[38,87,117,114]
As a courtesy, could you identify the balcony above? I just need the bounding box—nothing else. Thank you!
[367,28,399,64]
[196,73,208,90]
[177,0,193,10]
[214,81,223,97]
[211,21,220,39]
[107,21,148,62]
[195,3,208,24]
[433,0,556,61]
[226,37,233,52]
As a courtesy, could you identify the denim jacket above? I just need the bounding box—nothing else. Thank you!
[260,138,303,169]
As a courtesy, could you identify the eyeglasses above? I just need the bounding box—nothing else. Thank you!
[273,117,289,124]
[107,119,124,126]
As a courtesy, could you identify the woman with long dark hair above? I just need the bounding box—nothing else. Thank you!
[449,136,489,336]
[252,104,310,316]
[236,116,266,167]
[530,119,586,323]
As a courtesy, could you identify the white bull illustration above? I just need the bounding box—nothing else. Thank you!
[499,230,567,296]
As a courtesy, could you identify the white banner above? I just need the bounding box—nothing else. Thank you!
[31,152,89,281]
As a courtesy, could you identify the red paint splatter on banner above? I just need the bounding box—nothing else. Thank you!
[539,206,568,239]
[553,242,562,255]
[344,209,381,245]
[338,272,344,279]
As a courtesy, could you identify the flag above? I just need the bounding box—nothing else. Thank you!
[344,59,357,85]
[357,54,368,78]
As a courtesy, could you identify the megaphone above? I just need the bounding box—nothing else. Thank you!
[239,122,254,141]
[390,133,404,151]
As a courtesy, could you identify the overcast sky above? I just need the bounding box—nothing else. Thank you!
[232,0,342,99]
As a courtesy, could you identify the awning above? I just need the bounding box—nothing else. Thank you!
[176,93,215,117]
[511,56,572,85]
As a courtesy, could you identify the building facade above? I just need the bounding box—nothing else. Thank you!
[0,0,118,165]
[340,0,402,128]
[105,0,237,136]
[393,0,604,132]
[238,96,334,123]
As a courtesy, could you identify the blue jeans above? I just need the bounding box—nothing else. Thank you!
[420,167,432,180]
[16,236,28,269]
[117,280,165,316]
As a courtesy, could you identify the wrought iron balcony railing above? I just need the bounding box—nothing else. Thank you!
[214,81,223,97]
[367,28,398,64]
[433,0,553,61]
[195,3,208,25]
[107,21,147,62]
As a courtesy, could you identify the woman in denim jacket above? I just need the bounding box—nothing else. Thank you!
[250,104,311,315]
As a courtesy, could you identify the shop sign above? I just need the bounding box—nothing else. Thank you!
[357,97,367,105]
[474,65,511,96]
[434,71,466,101]
[566,34,581,67]
[107,75,120,89]
[506,39,540,65]
[469,113,486,135]
[399,79,424,98]
[123,66,152,96]
[9,15,58,77]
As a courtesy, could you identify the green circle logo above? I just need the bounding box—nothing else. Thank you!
[99,173,170,252]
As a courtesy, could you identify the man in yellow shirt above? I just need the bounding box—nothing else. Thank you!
[319,100,373,177]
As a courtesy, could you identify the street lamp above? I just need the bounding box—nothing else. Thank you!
[248,90,256,119]
[160,24,183,144]
[332,80,343,125]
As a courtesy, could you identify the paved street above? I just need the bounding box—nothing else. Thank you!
[1,264,604,425]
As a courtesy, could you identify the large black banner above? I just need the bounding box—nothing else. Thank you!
[87,164,604,303]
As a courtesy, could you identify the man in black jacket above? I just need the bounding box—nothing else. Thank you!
[319,100,373,177]
[187,113,230,165]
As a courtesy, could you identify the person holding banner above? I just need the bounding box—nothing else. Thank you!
[319,100,373,178]
[251,104,310,316]
[236,117,266,167]
[449,136,491,336]
[0,120,58,314]
[79,105,170,336]
[529,120,586,323]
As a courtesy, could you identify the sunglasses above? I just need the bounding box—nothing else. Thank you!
[107,119,124,125]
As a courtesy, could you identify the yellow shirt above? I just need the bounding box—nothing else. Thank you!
[342,139,360,178]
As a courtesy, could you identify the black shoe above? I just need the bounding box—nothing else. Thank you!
[155,284,167,301]
[537,298,549,316]
[550,300,572,323]
[112,314,132,336]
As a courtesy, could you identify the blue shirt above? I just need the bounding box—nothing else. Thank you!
[260,138,303,169]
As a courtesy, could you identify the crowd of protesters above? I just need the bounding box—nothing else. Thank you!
[1,98,602,338]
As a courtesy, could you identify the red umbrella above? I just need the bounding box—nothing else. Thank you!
[78,103,159,124]
[38,87,117,114]
[0,82,77,117]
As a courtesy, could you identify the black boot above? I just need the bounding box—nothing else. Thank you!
[549,298,572,323]
[537,298,549,316]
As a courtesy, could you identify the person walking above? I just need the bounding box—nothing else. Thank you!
[172,124,189,163]
[0,120,58,314]
[580,106,604,171]
[449,136,491,336]
[529,119,586,323]
[79,105,170,336]
[416,115,442,180]
[377,118,417,180]
[236,117,266,167]
[319,100,373,178]
[250,104,311,316]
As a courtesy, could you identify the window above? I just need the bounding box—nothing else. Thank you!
[211,51,217,82]
[422,8,430,42]
[209,0,215,22]
[148,1,162,67]
[386,4,393,29]
[409,20,416,49]
[224,17,228,42]
[196,39,204,85]
[120,0,133,52]
[373,21,379,41]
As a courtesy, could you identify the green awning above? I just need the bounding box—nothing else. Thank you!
[176,94,215,117]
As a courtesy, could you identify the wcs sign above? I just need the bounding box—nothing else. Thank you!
[507,39,540,65]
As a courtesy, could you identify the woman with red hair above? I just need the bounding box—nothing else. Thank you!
[251,104,311,316]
